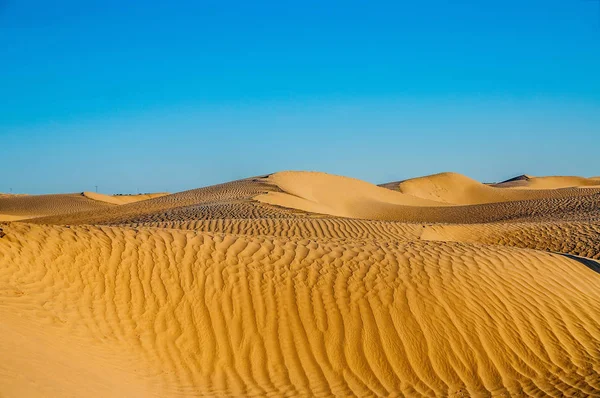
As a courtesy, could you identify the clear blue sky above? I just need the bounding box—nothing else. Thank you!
[1,0,599,194]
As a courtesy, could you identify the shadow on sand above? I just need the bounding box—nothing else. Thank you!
[557,253,600,274]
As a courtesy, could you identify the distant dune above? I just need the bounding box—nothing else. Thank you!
[0,192,168,222]
[1,170,600,396]
[381,172,600,204]
[82,191,169,205]
[0,193,113,221]
[255,171,447,219]
[494,175,600,189]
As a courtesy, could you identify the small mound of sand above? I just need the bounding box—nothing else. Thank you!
[83,191,169,205]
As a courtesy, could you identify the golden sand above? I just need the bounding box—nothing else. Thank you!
[381,172,600,204]
[1,171,599,396]
[83,191,169,205]
[494,175,600,189]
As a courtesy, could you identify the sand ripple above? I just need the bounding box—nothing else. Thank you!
[1,223,599,396]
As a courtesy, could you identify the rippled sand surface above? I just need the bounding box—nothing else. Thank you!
[1,171,599,397]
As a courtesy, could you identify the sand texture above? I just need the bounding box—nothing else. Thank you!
[0,193,114,221]
[83,191,170,205]
[0,191,167,221]
[1,170,600,397]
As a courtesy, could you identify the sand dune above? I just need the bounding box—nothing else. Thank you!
[25,172,600,226]
[0,191,169,222]
[83,191,169,205]
[494,175,600,189]
[381,172,600,204]
[380,172,505,204]
[255,171,600,223]
[422,221,600,259]
[0,193,114,220]
[2,170,600,397]
[1,222,599,396]
[255,171,447,219]
[31,176,303,226]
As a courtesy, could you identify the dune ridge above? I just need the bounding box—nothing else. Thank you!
[20,172,600,226]
[0,193,114,221]
[30,176,302,226]
[83,191,169,205]
[381,172,600,204]
[254,171,600,223]
[494,175,600,189]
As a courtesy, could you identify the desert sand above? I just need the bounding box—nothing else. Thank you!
[493,175,600,190]
[0,192,169,221]
[1,171,599,397]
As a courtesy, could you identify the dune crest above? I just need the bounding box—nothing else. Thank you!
[83,191,169,205]
[494,175,600,189]
[255,171,447,219]
[382,172,600,204]
[383,172,510,204]
[0,193,114,220]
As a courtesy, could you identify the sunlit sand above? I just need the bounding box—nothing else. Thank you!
[1,171,599,396]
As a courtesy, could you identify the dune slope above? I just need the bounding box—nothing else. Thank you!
[3,170,600,397]
[0,193,114,221]
[1,222,599,397]
[422,221,600,259]
[32,176,305,226]
[255,171,600,223]
[23,172,600,226]
[83,191,169,205]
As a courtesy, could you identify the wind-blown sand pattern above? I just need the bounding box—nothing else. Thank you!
[0,191,168,221]
[0,193,113,221]
[1,170,600,397]
[423,221,600,259]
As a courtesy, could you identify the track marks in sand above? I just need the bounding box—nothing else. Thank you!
[1,223,600,396]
